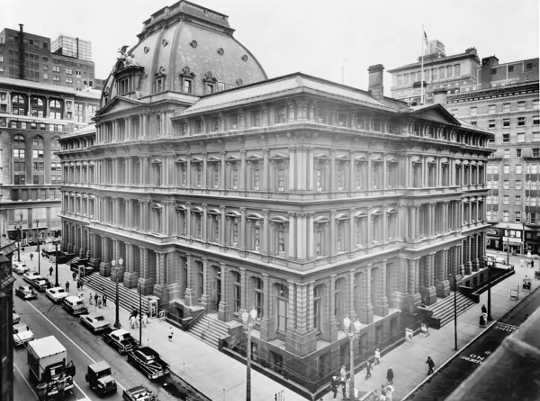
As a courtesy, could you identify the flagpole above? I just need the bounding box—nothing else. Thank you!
[420,25,425,105]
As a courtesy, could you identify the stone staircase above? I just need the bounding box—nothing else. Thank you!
[426,291,476,329]
[81,272,152,315]
[189,313,231,348]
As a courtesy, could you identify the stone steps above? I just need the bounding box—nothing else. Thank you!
[427,291,476,329]
[81,272,152,315]
[189,314,230,348]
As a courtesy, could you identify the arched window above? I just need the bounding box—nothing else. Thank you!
[231,271,241,313]
[313,284,325,332]
[275,283,288,334]
[49,99,63,119]
[13,134,26,184]
[252,277,263,318]
[32,135,45,184]
[31,96,46,117]
[11,94,27,115]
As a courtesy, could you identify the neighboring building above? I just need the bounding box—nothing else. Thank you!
[58,1,493,394]
[51,35,92,62]
[389,44,540,255]
[0,77,99,242]
[0,238,17,401]
[388,41,482,105]
[0,25,97,91]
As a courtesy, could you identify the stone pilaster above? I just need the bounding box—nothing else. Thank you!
[373,261,389,316]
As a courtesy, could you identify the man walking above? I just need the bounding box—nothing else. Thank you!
[374,348,381,365]
[365,360,373,379]
[426,356,435,375]
[65,281,70,293]
[386,368,394,385]
[49,266,53,276]
[102,294,107,307]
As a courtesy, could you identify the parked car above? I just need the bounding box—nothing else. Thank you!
[126,346,169,380]
[12,321,34,347]
[122,386,158,401]
[103,329,138,354]
[12,312,21,324]
[15,285,37,300]
[22,271,42,285]
[12,262,29,274]
[80,314,111,333]
[31,277,52,292]
[62,296,88,315]
[85,361,117,396]
[46,286,69,303]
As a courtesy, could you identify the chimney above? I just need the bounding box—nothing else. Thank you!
[18,24,25,80]
[432,88,448,105]
[368,64,384,100]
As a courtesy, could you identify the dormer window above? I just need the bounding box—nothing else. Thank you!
[203,71,218,95]
[154,76,165,93]
[205,82,216,94]
[118,77,130,95]
[180,66,195,94]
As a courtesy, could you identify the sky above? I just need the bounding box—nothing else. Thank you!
[2,0,539,94]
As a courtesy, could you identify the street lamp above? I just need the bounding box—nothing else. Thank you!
[54,240,60,287]
[35,219,41,274]
[241,308,258,401]
[450,272,458,351]
[138,281,143,346]
[486,256,493,322]
[343,317,362,401]
[111,258,123,329]
[15,225,21,262]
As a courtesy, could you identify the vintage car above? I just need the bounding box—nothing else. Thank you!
[85,361,117,396]
[12,322,35,347]
[22,271,42,284]
[62,295,88,315]
[126,346,169,380]
[15,285,37,300]
[31,277,52,292]
[12,262,29,274]
[103,329,138,354]
[80,314,111,334]
[46,286,69,303]
[122,386,158,401]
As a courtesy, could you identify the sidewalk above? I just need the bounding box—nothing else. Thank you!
[17,247,307,401]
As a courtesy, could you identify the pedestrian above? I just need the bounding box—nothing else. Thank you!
[29,252,34,261]
[365,360,373,379]
[426,356,435,375]
[168,326,174,342]
[339,365,347,396]
[481,304,487,314]
[420,322,430,337]
[65,281,70,293]
[94,293,99,307]
[102,294,107,307]
[72,271,77,281]
[330,375,339,399]
[97,296,102,309]
[386,368,394,385]
[49,266,53,276]
[385,384,394,401]
[374,348,381,365]
[89,292,94,305]
[142,312,148,327]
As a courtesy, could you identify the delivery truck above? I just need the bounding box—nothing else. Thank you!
[27,336,75,400]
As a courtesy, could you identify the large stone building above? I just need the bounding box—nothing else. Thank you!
[389,44,539,255]
[58,1,493,392]
[0,77,99,242]
[0,25,99,91]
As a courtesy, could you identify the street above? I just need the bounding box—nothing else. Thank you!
[11,248,182,401]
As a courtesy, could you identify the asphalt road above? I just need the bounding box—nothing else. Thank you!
[12,273,178,401]
[403,286,540,401]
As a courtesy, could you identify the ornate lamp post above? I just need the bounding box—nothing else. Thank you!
[241,308,258,401]
[343,317,362,400]
[111,258,123,329]
[486,256,493,321]
[53,240,60,287]
[138,281,143,345]
[15,225,21,262]
[36,219,41,274]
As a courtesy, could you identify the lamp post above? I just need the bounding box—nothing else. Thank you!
[36,219,41,274]
[241,308,258,401]
[451,272,458,351]
[54,240,60,287]
[486,256,493,321]
[112,258,123,329]
[138,281,143,346]
[15,225,21,262]
[343,317,362,401]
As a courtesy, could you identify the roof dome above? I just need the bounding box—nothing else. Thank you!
[101,1,267,106]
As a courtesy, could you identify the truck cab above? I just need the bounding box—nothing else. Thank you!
[85,361,117,396]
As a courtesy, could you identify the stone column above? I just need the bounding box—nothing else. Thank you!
[373,261,389,316]
[138,247,153,295]
[184,254,193,306]
[406,258,422,312]
[258,273,270,340]
[123,243,138,288]
[328,274,338,341]
[421,253,437,305]
[436,249,450,297]
[218,263,232,321]
[200,258,209,309]
[358,266,373,323]
[99,237,111,276]
[153,252,169,306]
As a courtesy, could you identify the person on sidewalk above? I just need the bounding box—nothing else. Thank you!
[374,348,381,365]
[386,368,394,385]
[49,266,53,276]
[94,293,99,307]
[420,323,430,337]
[29,253,34,261]
[365,360,373,379]
[330,375,338,399]
[142,312,148,327]
[89,292,94,305]
[384,384,394,401]
[72,271,77,281]
[97,296,102,309]
[102,294,107,307]
[168,327,174,342]
[481,304,487,314]
[426,356,435,375]
[65,281,70,293]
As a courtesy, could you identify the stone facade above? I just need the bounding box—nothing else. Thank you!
[58,1,493,391]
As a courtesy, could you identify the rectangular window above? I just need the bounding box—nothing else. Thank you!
[533,115,540,126]
[517,148,522,157]
[454,64,460,76]
[502,133,510,142]
[488,120,496,129]
[517,116,526,126]
[515,211,521,222]
[504,149,510,159]
[533,148,540,157]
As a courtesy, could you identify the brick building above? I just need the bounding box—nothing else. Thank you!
[0,77,99,242]
[58,1,493,393]
[0,25,98,91]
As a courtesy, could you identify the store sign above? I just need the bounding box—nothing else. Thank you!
[486,229,498,236]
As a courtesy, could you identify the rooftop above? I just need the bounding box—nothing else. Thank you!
[388,49,480,72]
[0,76,101,99]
